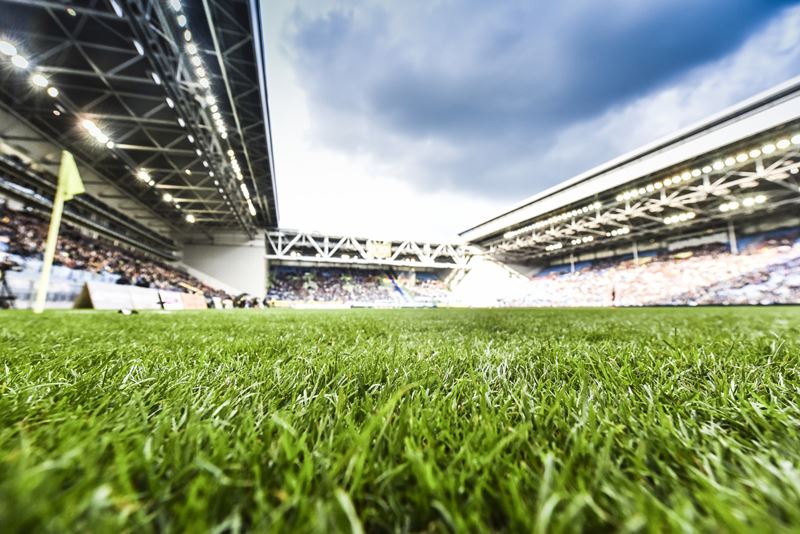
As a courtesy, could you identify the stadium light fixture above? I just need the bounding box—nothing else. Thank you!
[169,0,182,11]
[136,169,151,182]
[133,40,144,56]
[606,226,630,237]
[81,119,111,145]
[663,212,695,225]
[777,138,790,149]
[163,193,173,202]
[185,214,195,223]
[11,55,28,69]
[177,117,186,127]
[31,73,48,87]
[0,40,17,56]
[792,134,800,145]
[177,14,187,27]
[106,141,115,149]
[47,86,59,98]
[762,143,776,155]
[151,72,161,85]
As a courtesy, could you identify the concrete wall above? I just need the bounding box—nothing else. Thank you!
[182,241,266,296]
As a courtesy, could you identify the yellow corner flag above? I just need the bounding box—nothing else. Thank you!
[59,151,84,201]
[32,151,84,313]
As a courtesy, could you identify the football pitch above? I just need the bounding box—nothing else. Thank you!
[2,307,800,532]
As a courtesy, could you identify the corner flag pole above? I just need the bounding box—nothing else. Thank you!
[32,151,84,314]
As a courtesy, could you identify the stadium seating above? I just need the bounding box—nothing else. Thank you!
[510,229,800,306]
[0,205,232,306]
[266,266,450,306]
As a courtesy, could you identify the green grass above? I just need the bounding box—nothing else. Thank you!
[1,308,800,532]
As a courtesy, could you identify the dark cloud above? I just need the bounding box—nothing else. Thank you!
[284,0,799,198]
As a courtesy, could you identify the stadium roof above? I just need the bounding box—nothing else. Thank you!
[0,0,277,239]
[460,77,800,263]
[266,228,471,269]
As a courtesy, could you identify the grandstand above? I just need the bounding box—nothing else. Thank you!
[0,0,275,308]
[459,78,800,307]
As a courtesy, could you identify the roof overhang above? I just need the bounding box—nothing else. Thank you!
[0,0,277,239]
[461,76,800,244]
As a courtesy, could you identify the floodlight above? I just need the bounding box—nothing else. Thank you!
[0,40,17,56]
[11,55,28,69]
[31,73,48,87]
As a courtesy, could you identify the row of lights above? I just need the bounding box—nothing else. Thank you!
[663,212,696,225]
[503,201,601,239]
[168,0,259,223]
[606,226,630,237]
[719,194,767,212]
[0,40,69,115]
[545,225,632,253]
[81,120,113,148]
[570,236,594,245]
[3,32,200,226]
[616,135,800,203]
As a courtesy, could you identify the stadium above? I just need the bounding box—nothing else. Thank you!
[1,1,800,532]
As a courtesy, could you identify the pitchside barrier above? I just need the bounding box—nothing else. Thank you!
[73,281,208,310]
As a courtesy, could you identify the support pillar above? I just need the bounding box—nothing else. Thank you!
[570,255,575,273]
[727,221,738,255]
[632,241,639,264]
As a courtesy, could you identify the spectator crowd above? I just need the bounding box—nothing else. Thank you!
[1,206,230,299]
[508,230,800,307]
[267,266,450,306]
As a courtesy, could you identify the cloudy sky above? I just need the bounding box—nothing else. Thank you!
[263,0,800,241]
